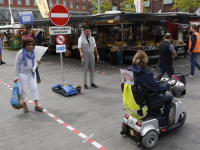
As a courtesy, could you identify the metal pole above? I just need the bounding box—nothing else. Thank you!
[121,23,124,50]
[60,52,64,83]
[98,0,100,14]
[133,0,134,12]
[141,22,143,40]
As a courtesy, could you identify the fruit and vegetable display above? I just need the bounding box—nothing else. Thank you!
[171,40,186,46]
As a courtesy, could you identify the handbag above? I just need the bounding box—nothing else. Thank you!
[172,72,186,85]
[10,83,24,109]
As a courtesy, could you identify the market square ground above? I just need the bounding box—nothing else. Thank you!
[1,49,200,150]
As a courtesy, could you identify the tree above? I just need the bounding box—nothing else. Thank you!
[90,0,112,14]
[172,0,200,12]
[121,0,149,12]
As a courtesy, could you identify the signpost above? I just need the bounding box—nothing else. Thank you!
[49,4,70,83]
[49,26,71,35]
[56,35,66,45]
[49,4,70,26]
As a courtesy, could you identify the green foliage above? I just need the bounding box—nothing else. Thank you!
[121,0,135,12]
[121,0,150,12]
[172,0,200,12]
[90,0,112,14]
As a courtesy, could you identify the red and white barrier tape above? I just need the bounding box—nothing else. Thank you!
[63,57,122,70]
[0,80,108,150]
[42,58,108,75]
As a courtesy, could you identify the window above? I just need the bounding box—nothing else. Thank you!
[82,3,85,9]
[56,0,59,4]
[17,0,22,5]
[26,0,30,5]
[0,0,4,4]
[49,0,53,7]
[63,1,67,6]
[9,0,13,4]
[163,0,173,4]
[143,1,150,7]
[70,1,73,8]
[34,0,37,6]
[5,12,9,18]
[76,2,79,9]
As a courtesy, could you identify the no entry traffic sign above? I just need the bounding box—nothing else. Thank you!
[56,35,66,45]
[49,4,70,26]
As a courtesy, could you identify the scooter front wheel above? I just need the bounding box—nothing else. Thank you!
[142,130,158,149]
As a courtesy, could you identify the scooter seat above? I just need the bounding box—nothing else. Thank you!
[148,103,164,114]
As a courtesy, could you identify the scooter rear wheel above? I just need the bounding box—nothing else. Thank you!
[142,130,158,149]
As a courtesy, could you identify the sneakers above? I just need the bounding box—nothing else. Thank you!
[99,61,101,63]
[168,118,174,124]
[188,75,194,78]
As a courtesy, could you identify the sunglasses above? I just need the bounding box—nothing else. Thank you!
[27,44,34,46]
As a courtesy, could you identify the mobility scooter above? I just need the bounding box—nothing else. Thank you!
[120,74,186,149]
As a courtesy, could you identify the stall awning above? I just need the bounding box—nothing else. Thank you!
[0,24,21,29]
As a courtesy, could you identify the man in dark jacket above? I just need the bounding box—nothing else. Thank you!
[157,33,177,80]
[36,31,42,46]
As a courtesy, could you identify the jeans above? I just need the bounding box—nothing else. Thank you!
[158,64,174,79]
[150,94,173,122]
[98,48,105,61]
[190,53,200,76]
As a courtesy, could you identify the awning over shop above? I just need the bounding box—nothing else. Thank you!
[0,24,22,29]
[22,12,200,27]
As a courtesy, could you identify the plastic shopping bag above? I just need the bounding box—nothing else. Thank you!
[33,46,48,72]
[10,83,24,109]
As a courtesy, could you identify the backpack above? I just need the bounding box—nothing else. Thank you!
[172,72,186,85]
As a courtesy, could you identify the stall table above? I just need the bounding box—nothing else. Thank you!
[124,48,159,65]
[72,45,81,60]
[174,45,187,58]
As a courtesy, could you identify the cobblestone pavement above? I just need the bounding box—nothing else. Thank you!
[0,49,200,150]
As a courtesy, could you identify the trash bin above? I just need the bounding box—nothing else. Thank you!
[110,51,118,65]
[13,37,22,48]
[117,51,124,65]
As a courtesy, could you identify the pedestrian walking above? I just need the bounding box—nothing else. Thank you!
[23,31,41,84]
[157,33,177,80]
[36,31,43,46]
[3,32,9,46]
[0,33,6,65]
[23,30,36,41]
[78,26,100,89]
[97,33,106,62]
[14,38,43,113]
[187,24,200,77]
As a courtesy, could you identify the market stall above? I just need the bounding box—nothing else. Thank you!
[22,12,200,65]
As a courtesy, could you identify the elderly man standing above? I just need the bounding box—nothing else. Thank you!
[78,26,99,89]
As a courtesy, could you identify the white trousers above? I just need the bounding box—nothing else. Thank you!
[19,73,39,102]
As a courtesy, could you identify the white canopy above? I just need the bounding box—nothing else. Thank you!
[0,24,22,29]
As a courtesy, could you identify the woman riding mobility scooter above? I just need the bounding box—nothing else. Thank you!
[120,51,186,149]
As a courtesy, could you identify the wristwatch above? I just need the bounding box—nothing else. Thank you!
[97,55,99,57]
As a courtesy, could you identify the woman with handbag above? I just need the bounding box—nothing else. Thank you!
[14,38,43,113]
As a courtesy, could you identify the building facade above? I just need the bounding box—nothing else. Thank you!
[0,0,89,25]
[143,0,198,13]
